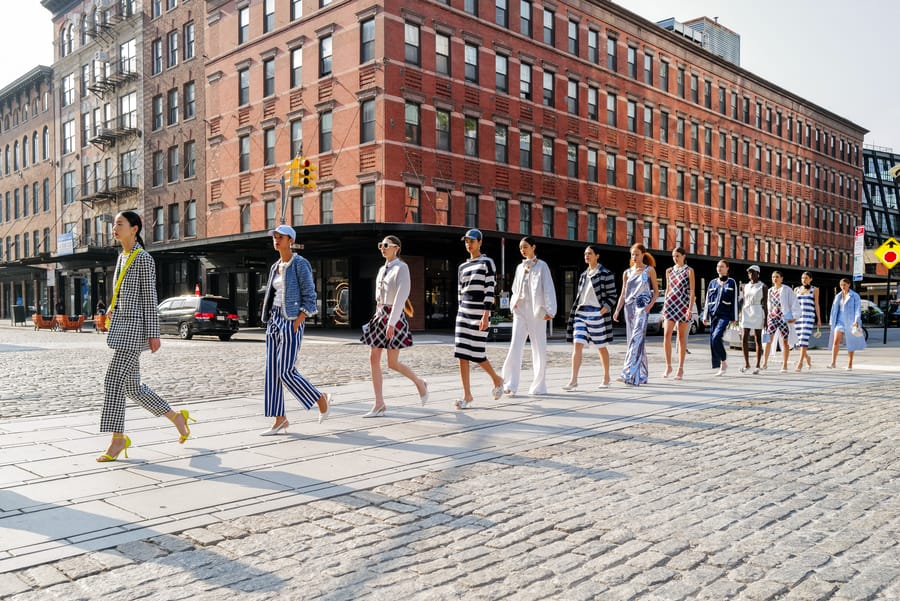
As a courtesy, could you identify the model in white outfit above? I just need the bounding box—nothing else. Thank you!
[762,271,800,372]
[502,237,557,396]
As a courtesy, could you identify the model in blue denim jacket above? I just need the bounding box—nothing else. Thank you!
[261,251,318,323]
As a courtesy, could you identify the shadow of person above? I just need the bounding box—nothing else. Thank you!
[0,489,286,592]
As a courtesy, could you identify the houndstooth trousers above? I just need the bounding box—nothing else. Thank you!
[100,349,171,433]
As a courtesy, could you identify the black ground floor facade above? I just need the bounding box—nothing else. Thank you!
[1,222,866,329]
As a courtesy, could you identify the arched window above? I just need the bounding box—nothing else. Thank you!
[80,14,89,45]
[22,103,28,122]
[42,127,49,160]
[13,141,19,171]
[21,137,28,169]
[4,146,9,173]
[43,178,50,211]
[31,132,37,164]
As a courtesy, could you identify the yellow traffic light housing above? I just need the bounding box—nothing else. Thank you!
[300,158,317,189]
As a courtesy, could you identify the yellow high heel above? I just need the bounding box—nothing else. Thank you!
[177,409,197,444]
[96,434,131,462]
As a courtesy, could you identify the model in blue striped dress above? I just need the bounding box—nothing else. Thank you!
[454,229,504,409]
[793,271,821,372]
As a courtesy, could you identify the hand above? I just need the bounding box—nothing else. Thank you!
[600,306,609,315]
[293,314,306,332]
[479,313,490,331]
[612,312,620,322]
[149,338,161,353]
[386,325,395,340]
[543,314,552,321]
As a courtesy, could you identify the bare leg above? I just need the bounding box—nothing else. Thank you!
[599,347,610,384]
[830,332,843,368]
[476,359,504,389]
[369,347,386,410]
[662,320,675,377]
[847,350,854,369]
[459,359,473,401]
[742,329,751,368]
[763,341,772,369]
[781,345,791,371]
[753,330,763,368]
[569,343,584,386]
[386,349,426,396]
[676,321,689,375]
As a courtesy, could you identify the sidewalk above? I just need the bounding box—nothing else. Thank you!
[1,329,899,598]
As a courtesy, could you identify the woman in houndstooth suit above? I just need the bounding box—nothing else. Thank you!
[97,212,193,462]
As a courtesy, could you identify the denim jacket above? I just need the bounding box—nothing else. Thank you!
[261,253,318,322]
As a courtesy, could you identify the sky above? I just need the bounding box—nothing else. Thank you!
[2,0,898,150]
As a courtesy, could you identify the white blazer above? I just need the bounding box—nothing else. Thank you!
[510,259,557,320]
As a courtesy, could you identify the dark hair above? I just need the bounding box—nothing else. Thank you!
[772,270,783,278]
[630,243,656,267]
[585,244,602,256]
[802,271,813,279]
[673,246,686,256]
[840,277,851,285]
[118,211,145,248]
[384,235,401,252]
[520,236,537,247]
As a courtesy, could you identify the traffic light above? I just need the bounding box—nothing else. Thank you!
[299,158,317,189]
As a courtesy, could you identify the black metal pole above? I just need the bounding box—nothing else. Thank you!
[885,268,891,345]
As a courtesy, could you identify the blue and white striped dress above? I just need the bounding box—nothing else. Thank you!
[454,255,497,363]
[794,285,816,348]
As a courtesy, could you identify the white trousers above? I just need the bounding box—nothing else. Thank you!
[501,311,549,395]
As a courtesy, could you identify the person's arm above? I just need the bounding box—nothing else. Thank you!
[294,257,317,330]
[138,253,161,352]
[386,263,410,329]
[645,267,660,313]
[613,271,627,321]
[813,287,821,327]
[701,281,712,323]
[480,259,496,331]
[688,268,696,320]
[540,262,557,318]
[599,270,617,315]
[730,279,739,322]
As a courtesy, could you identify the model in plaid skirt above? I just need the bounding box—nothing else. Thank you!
[361,236,429,417]
[97,212,194,463]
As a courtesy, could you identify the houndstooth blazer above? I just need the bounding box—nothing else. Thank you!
[107,244,160,351]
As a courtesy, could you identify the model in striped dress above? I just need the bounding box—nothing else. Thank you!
[793,271,821,372]
[454,229,504,409]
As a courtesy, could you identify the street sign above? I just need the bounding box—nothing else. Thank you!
[853,226,865,281]
[874,237,900,270]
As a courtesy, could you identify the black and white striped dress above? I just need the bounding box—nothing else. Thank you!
[454,254,496,362]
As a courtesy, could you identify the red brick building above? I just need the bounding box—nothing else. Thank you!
[201,0,865,328]
[0,0,867,329]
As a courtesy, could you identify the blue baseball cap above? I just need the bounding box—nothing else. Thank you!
[268,224,296,240]
[461,229,483,241]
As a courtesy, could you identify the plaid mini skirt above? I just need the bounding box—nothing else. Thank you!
[360,305,413,349]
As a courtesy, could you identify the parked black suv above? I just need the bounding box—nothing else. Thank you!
[157,295,240,341]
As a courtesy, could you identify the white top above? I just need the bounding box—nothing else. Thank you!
[376,258,411,326]
[577,268,601,308]
[271,268,285,308]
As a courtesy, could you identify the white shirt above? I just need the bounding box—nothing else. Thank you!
[376,258,411,326]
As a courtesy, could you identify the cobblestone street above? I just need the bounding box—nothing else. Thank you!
[1,325,898,599]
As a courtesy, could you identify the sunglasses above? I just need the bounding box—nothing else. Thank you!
[377,243,398,249]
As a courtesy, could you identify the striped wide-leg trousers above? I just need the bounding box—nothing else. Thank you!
[264,310,321,417]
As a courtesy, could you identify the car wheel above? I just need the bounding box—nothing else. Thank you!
[218,333,233,341]
[178,322,193,340]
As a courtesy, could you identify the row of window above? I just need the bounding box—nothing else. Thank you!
[0,229,52,263]
[408,1,860,167]
[150,23,196,76]
[63,151,138,204]
[397,102,858,203]
[0,128,51,177]
[151,142,197,186]
[150,200,197,242]
[0,92,50,134]
[394,183,849,270]
[151,82,197,130]
[235,0,333,46]
[0,180,51,223]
